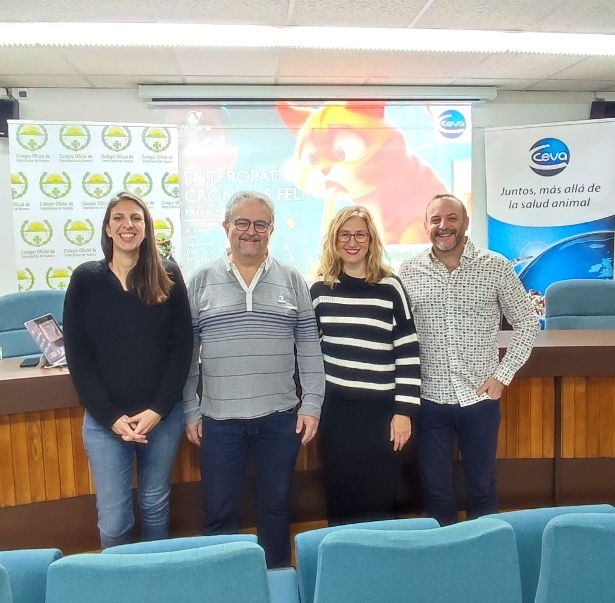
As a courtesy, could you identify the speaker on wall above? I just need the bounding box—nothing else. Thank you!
[0,97,19,138]
[590,100,615,120]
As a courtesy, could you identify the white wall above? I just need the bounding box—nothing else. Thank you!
[0,88,596,295]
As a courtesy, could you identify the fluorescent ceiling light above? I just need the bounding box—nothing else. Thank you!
[1,23,615,56]
[138,84,497,103]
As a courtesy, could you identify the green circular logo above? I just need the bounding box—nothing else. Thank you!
[64,219,95,246]
[11,172,28,200]
[143,127,171,153]
[82,172,113,198]
[45,267,73,290]
[21,220,53,247]
[153,217,175,240]
[39,172,72,199]
[102,126,132,152]
[17,268,35,292]
[16,124,48,151]
[60,125,91,151]
[161,172,180,198]
[123,172,153,198]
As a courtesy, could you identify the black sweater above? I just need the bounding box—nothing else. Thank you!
[63,259,193,428]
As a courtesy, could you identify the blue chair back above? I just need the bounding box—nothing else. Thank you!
[0,565,12,603]
[295,517,439,603]
[313,519,522,603]
[103,535,298,603]
[102,533,258,554]
[0,548,62,603]
[480,504,615,603]
[0,290,65,357]
[46,541,272,603]
[535,513,615,603]
[544,279,615,330]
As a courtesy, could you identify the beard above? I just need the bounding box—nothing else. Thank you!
[237,236,264,257]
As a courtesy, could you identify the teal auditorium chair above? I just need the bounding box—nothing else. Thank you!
[103,535,299,603]
[480,504,615,603]
[47,541,277,603]
[0,548,62,603]
[0,565,11,603]
[535,513,615,603]
[544,278,615,329]
[313,519,522,603]
[0,290,65,357]
[294,517,439,603]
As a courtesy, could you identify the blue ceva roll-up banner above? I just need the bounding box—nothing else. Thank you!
[485,119,615,319]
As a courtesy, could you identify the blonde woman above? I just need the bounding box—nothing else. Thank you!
[310,206,421,525]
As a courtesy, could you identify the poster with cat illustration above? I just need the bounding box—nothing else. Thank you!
[171,102,471,279]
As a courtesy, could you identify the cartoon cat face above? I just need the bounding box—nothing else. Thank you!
[292,104,405,201]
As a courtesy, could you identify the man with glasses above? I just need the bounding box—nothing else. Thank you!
[183,190,325,568]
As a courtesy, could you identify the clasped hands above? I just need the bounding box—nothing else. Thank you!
[112,409,161,443]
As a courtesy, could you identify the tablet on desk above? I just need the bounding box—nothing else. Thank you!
[24,313,67,367]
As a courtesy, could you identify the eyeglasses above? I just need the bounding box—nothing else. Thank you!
[337,231,370,243]
[232,219,271,233]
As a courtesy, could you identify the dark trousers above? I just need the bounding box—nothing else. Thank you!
[320,395,398,526]
[199,409,301,568]
[418,398,500,526]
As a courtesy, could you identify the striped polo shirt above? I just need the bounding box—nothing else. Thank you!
[183,254,325,423]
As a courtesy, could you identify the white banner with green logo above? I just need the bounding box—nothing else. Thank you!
[8,121,180,292]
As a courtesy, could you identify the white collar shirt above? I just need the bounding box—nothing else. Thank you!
[398,239,539,406]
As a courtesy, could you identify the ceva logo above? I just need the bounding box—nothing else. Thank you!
[438,110,466,138]
[529,138,570,176]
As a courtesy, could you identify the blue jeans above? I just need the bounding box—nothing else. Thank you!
[418,398,501,526]
[200,408,301,568]
[83,404,184,549]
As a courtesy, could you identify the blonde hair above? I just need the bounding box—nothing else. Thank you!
[318,205,392,288]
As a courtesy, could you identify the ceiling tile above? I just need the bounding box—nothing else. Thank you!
[289,0,425,27]
[150,0,290,25]
[463,53,587,79]
[415,0,560,31]
[551,56,615,81]
[277,49,375,77]
[366,76,456,85]
[0,47,76,75]
[527,79,615,92]
[0,0,614,92]
[535,0,615,34]
[59,47,180,75]
[182,74,276,84]
[174,48,280,76]
[1,74,93,88]
[0,0,158,22]
[369,51,491,79]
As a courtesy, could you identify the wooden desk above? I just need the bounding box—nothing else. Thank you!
[2,331,615,552]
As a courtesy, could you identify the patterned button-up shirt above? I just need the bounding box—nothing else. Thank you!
[398,239,539,406]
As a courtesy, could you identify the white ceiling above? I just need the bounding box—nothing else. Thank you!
[1,0,615,92]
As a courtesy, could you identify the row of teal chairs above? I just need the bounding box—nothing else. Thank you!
[2,504,615,603]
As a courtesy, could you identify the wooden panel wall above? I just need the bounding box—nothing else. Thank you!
[2,375,614,509]
[561,376,615,458]
[498,377,555,459]
[0,408,324,509]
[0,407,93,508]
